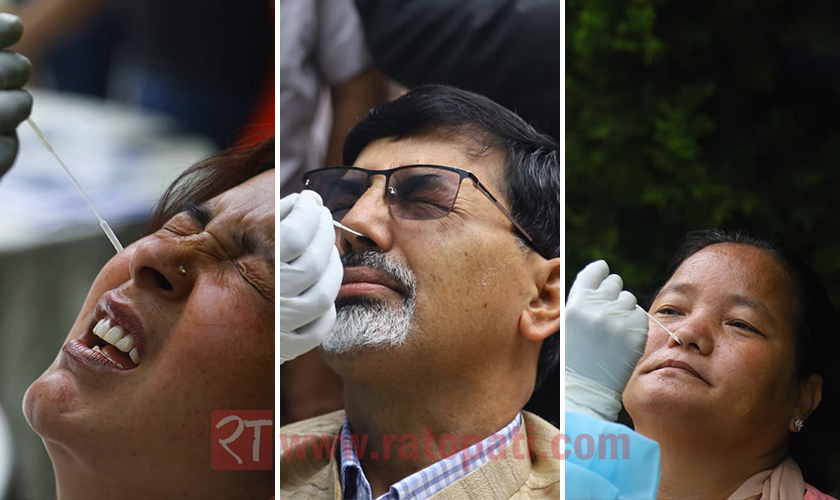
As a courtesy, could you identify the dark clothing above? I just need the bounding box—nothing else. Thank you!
[354,0,559,140]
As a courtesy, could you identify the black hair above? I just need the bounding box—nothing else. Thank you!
[342,85,560,389]
[646,229,839,485]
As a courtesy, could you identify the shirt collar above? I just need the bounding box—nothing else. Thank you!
[338,413,522,500]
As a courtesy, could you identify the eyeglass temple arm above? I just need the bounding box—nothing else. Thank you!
[469,176,550,259]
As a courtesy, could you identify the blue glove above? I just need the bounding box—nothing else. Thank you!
[0,13,33,179]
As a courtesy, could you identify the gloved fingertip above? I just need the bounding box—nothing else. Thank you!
[0,13,24,45]
[302,189,324,207]
[18,52,33,74]
[605,273,624,288]
[0,13,23,28]
[617,290,639,306]
[321,204,335,223]
[587,260,610,273]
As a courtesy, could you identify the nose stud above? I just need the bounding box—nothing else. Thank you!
[177,265,186,276]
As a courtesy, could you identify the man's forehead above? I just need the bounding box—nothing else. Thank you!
[354,133,505,178]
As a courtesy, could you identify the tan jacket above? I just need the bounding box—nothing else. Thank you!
[279,410,560,499]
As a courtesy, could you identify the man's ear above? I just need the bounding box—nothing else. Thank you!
[520,257,561,341]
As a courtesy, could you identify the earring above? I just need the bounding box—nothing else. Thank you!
[793,418,804,432]
[177,265,186,276]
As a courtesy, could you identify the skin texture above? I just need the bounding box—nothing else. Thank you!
[23,170,275,500]
[320,132,561,497]
[623,243,822,500]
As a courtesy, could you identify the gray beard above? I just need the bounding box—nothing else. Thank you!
[321,297,416,354]
[320,251,417,355]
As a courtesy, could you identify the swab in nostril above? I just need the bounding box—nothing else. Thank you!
[636,305,683,345]
[333,220,366,238]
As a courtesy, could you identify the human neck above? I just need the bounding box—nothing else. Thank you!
[47,440,272,500]
[635,420,786,500]
[342,377,522,498]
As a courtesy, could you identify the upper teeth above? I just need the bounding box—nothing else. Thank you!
[93,318,141,364]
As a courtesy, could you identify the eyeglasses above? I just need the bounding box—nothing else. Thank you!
[303,165,550,259]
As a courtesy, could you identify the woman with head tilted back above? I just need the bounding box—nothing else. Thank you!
[22,139,275,500]
[0,14,276,499]
[621,230,838,500]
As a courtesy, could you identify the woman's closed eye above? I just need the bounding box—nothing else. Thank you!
[727,319,764,337]
[161,225,193,238]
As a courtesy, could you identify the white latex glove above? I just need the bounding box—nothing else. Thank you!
[279,191,343,364]
[565,260,648,421]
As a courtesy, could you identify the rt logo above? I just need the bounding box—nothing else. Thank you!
[211,410,273,470]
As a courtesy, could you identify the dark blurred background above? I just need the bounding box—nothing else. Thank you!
[566,0,840,494]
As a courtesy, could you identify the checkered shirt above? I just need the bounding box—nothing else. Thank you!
[338,413,522,500]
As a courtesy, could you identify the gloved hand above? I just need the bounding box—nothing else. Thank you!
[0,13,33,179]
[279,191,343,364]
[565,260,648,421]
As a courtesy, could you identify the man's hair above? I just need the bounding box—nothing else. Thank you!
[342,85,560,389]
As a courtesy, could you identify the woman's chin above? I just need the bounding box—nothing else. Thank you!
[22,367,85,443]
[624,376,715,423]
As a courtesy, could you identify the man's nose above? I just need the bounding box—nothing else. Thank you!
[336,179,394,254]
[129,236,199,300]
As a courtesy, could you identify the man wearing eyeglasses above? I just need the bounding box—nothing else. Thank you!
[279,85,560,499]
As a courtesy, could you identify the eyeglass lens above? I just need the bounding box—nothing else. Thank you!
[305,167,463,221]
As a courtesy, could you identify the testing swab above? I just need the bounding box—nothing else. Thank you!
[333,220,366,238]
[636,305,682,345]
[26,117,124,253]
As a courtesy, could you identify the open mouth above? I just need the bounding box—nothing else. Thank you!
[62,293,147,372]
[88,317,140,368]
[76,310,142,370]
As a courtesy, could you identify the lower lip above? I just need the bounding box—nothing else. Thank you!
[337,282,397,299]
[62,335,128,372]
[655,366,701,379]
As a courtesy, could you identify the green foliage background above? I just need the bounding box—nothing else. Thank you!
[567,0,840,493]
